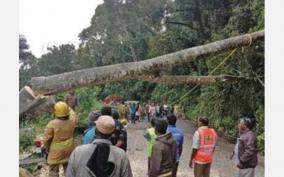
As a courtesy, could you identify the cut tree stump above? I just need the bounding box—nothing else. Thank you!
[19,86,55,118]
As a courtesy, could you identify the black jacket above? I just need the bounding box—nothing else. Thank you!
[238,130,258,169]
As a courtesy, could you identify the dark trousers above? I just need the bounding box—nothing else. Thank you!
[131,113,136,124]
[194,162,211,177]
[49,163,68,177]
[172,162,179,177]
[147,113,150,122]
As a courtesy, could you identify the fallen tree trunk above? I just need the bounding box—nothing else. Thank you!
[19,86,55,118]
[137,75,243,84]
[31,30,264,95]
[19,75,242,117]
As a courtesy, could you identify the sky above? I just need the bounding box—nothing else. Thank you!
[20,0,103,58]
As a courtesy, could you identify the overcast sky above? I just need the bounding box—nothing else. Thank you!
[20,0,103,57]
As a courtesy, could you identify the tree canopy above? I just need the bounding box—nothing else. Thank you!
[19,0,264,153]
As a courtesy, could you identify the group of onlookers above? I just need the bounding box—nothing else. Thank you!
[40,92,258,177]
[120,101,174,124]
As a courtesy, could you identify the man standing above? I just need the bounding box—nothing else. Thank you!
[64,90,79,110]
[189,116,218,177]
[149,103,156,120]
[82,106,112,144]
[82,110,100,145]
[235,117,258,177]
[143,118,157,174]
[66,116,133,177]
[43,101,79,177]
[110,111,128,151]
[166,114,184,177]
[130,103,136,124]
[149,119,176,177]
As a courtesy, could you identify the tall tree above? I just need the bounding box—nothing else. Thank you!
[19,35,36,70]
[37,44,77,76]
[19,35,37,89]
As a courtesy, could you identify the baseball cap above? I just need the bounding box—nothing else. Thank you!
[95,115,115,134]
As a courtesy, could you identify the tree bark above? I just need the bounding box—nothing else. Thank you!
[31,30,264,95]
[136,75,243,84]
[19,86,55,118]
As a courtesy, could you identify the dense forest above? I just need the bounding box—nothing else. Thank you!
[19,0,264,154]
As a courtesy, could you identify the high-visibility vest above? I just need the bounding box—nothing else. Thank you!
[146,127,157,157]
[194,127,217,163]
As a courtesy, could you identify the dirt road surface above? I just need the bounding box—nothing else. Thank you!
[126,118,264,177]
[35,118,264,177]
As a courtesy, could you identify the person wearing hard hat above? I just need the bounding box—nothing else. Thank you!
[66,115,133,177]
[42,101,79,177]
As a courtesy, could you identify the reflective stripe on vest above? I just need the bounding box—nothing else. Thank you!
[48,137,74,165]
[50,137,74,150]
[194,127,217,163]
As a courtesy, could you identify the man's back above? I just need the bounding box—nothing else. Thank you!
[82,127,96,144]
[149,133,176,177]
[130,104,136,114]
[167,125,184,161]
[66,139,133,177]
[110,120,127,151]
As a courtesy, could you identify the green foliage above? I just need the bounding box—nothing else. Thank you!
[19,87,104,152]
[19,114,51,152]
[19,129,36,152]
[36,44,78,76]
[255,104,264,155]
[19,42,78,89]
[20,113,51,135]
[19,0,264,154]
[20,164,35,173]
[56,87,104,127]
[19,35,37,89]
[76,87,104,126]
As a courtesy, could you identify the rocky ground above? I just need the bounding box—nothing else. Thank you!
[34,118,264,177]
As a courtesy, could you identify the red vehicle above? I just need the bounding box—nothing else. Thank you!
[104,95,123,105]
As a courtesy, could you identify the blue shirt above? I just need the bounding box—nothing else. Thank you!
[82,127,96,144]
[130,104,136,114]
[167,125,184,161]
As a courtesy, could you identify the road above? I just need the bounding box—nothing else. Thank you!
[34,118,264,177]
[126,118,264,177]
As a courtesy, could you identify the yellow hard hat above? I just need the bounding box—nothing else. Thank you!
[54,101,70,117]
[120,118,128,126]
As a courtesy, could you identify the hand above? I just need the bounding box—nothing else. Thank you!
[236,163,242,169]
[189,160,193,168]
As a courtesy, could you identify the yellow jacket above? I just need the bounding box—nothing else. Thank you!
[43,109,78,165]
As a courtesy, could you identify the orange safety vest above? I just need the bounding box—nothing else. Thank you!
[194,127,217,163]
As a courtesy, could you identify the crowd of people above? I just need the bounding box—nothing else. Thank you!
[40,91,258,177]
[113,101,175,124]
